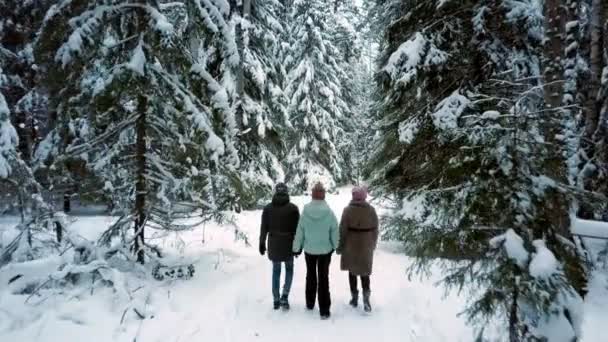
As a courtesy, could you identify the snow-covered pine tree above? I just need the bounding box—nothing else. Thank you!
[329,1,361,182]
[0,0,54,164]
[232,0,288,206]
[283,0,352,191]
[367,0,587,340]
[1,65,61,268]
[34,0,242,264]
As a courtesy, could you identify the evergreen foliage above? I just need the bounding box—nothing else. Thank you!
[233,0,287,206]
[283,0,354,191]
[34,0,243,263]
[366,0,590,339]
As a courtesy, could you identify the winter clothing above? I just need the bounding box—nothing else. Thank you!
[349,273,370,293]
[338,200,379,276]
[293,196,339,319]
[260,185,300,308]
[312,182,326,201]
[352,186,368,202]
[260,192,300,262]
[305,252,333,317]
[275,182,289,195]
[280,294,290,310]
[273,260,294,304]
[349,291,358,308]
[362,290,372,312]
[292,200,339,255]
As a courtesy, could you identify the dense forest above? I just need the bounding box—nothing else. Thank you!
[1,0,608,341]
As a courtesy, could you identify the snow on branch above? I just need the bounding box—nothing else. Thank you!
[56,3,173,67]
[192,0,239,66]
[572,218,608,239]
[0,91,18,179]
[431,90,471,132]
[489,229,529,268]
[382,32,448,86]
[127,38,147,76]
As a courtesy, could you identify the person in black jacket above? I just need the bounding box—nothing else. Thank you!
[260,183,300,310]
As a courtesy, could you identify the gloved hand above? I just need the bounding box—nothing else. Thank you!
[293,250,302,258]
[259,244,266,256]
[335,248,342,255]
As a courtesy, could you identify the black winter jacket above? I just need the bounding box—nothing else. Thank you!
[260,193,300,262]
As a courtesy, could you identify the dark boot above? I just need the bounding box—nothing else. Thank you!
[363,291,372,312]
[280,295,290,310]
[320,312,331,320]
[349,291,359,308]
[273,299,280,310]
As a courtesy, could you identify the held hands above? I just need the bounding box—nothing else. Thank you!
[259,244,266,256]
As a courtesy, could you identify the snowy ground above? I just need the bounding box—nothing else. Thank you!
[0,188,606,341]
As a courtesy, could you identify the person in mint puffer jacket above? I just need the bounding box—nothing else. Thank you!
[292,182,339,320]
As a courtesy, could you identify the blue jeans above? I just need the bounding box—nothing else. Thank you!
[272,260,294,301]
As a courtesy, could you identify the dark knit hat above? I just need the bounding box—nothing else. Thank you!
[275,182,289,195]
[311,182,325,200]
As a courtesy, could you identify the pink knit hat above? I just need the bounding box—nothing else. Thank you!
[352,186,368,201]
[312,182,326,200]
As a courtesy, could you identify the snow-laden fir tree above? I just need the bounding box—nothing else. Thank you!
[34,0,242,264]
[0,0,54,164]
[232,0,288,206]
[329,1,361,182]
[283,0,353,191]
[366,0,588,340]
[0,70,19,191]
[1,65,62,268]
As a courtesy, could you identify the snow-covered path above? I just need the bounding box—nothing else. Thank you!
[3,189,608,341]
[139,244,471,342]
[0,189,474,342]
[132,189,472,342]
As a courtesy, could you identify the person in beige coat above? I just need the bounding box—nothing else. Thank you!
[337,186,379,312]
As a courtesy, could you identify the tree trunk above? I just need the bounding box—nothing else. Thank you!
[508,286,519,342]
[584,0,604,140]
[543,0,564,111]
[542,0,569,238]
[63,192,71,213]
[236,0,252,97]
[134,95,147,264]
[54,221,63,243]
[543,0,588,297]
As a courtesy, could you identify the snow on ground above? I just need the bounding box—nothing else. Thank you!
[2,188,606,341]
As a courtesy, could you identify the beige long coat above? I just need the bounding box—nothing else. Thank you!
[338,201,379,276]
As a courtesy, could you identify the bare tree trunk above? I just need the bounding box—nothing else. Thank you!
[236,0,252,97]
[584,0,604,139]
[542,0,568,237]
[543,0,588,297]
[508,286,519,342]
[544,0,565,111]
[134,95,147,264]
[596,7,608,215]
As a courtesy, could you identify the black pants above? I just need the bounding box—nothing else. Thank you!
[305,252,332,315]
[349,272,370,293]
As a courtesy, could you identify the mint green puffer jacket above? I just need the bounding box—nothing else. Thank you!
[293,200,339,255]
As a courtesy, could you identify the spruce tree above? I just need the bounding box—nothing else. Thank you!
[367,0,588,340]
[283,0,351,191]
[34,0,242,264]
[233,0,288,205]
